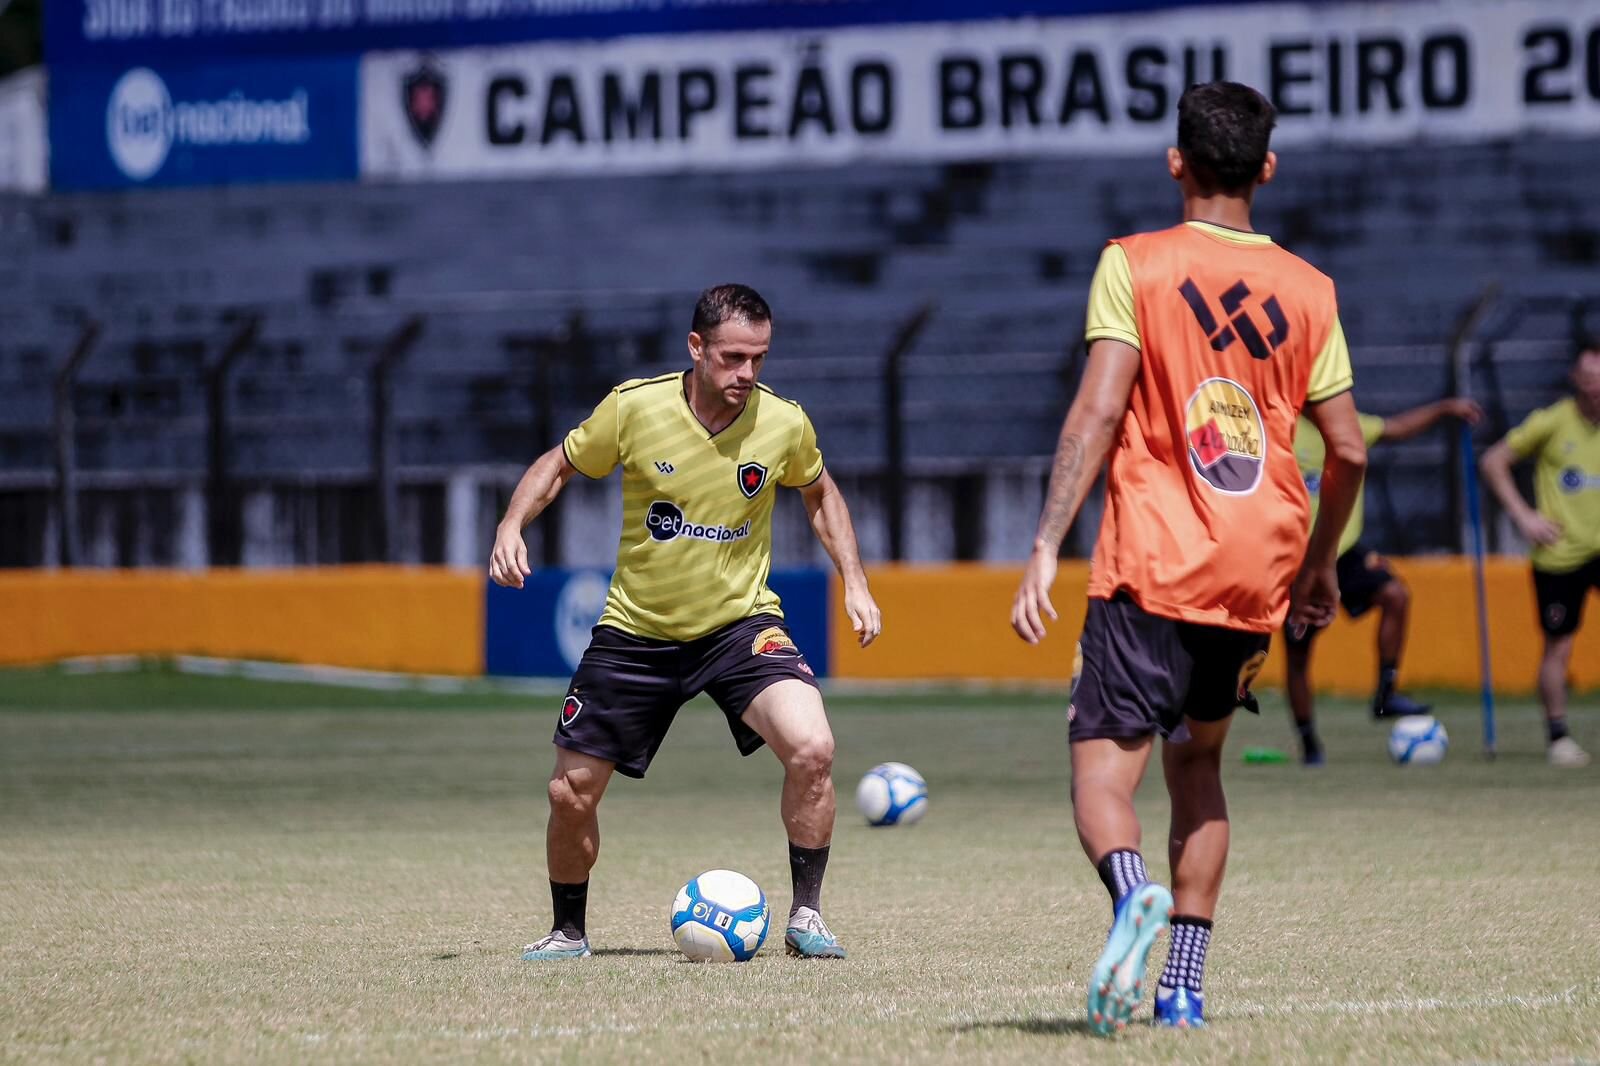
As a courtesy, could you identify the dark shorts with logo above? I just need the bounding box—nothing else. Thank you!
[1282,545,1398,648]
[554,614,818,778]
[1533,556,1600,637]
[1069,592,1270,743]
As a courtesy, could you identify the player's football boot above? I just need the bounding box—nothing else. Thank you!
[1153,984,1205,1029]
[1548,736,1591,768]
[1372,692,1431,719]
[1087,882,1173,1036]
[784,906,847,959]
[521,930,592,961]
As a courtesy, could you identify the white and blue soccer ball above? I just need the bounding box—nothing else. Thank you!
[1389,716,1449,765]
[670,869,769,963]
[855,761,928,827]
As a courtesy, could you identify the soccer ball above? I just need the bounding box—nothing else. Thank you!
[855,762,928,827]
[1388,716,1449,765]
[670,869,769,963]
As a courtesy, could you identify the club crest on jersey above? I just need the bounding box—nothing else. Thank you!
[1185,377,1266,495]
[752,626,800,659]
[737,461,769,499]
[560,695,583,730]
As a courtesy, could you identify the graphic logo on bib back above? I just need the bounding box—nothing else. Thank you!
[645,500,752,543]
[1179,278,1289,361]
[737,462,769,499]
[1185,377,1266,495]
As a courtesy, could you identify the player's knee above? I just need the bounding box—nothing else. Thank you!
[785,733,834,782]
[547,772,597,819]
[1380,577,1410,611]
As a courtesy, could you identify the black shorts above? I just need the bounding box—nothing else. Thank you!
[1069,592,1270,743]
[1283,545,1397,649]
[1533,556,1600,637]
[554,614,819,778]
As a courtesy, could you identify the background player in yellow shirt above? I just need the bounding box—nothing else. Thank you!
[488,285,882,958]
[1480,345,1600,768]
[1287,398,1482,764]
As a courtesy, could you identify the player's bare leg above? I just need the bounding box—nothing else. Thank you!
[1539,633,1589,766]
[1284,639,1322,765]
[1072,736,1172,1035]
[524,747,615,960]
[742,679,845,958]
[1371,578,1429,719]
[1154,715,1233,1028]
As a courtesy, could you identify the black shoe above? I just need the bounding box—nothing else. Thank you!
[1372,692,1431,719]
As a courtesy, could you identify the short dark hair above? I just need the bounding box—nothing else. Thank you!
[1177,82,1277,195]
[691,284,772,338]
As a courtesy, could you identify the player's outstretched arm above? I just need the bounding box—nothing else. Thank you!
[1377,397,1483,442]
[1011,338,1140,644]
[489,445,581,589]
[1291,391,1369,629]
[800,470,882,648]
[1479,439,1562,546]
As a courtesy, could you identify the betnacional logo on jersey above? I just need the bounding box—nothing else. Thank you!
[560,695,583,729]
[737,461,769,499]
[645,500,752,543]
[1185,377,1266,495]
[1559,467,1600,493]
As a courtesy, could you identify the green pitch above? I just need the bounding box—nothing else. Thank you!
[2,668,1597,1064]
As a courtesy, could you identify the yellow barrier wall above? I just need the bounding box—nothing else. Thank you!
[0,567,483,675]
[832,559,1600,693]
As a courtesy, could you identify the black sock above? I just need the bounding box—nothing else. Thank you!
[1549,718,1570,744]
[1295,720,1321,757]
[1158,916,1213,993]
[1095,848,1148,905]
[1375,663,1398,707]
[550,880,588,939]
[789,842,830,915]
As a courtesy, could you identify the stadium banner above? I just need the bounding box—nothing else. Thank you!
[0,68,48,194]
[48,1,1255,65]
[49,57,360,190]
[361,0,1600,180]
[828,559,1600,693]
[485,567,832,678]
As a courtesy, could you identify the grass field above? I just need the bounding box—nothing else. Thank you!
[2,667,1598,1064]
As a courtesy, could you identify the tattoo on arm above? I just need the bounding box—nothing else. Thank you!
[1035,432,1086,552]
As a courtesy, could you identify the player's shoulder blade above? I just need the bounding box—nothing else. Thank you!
[617,372,682,395]
[754,382,801,408]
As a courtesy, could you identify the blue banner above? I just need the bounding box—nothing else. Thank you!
[50,58,359,190]
[48,0,1273,64]
[485,568,832,679]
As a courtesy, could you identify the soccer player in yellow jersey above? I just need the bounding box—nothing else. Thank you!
[488,285,882,959]
[1480,345,1600,768]
[1287,397,1481,764]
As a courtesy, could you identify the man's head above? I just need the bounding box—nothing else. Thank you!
[1169,82,1278,198]
[688,284,772,410]
[1572,345,1600,413]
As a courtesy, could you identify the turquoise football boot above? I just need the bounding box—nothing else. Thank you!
[784,906,847,959]
[1087,882,1173,1035]
[1153,984,1205,1028]
[521,930,592,961]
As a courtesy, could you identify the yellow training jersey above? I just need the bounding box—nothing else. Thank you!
[563,372,825,641]
[1294,411,1386,557]
[1504,397,1600,573]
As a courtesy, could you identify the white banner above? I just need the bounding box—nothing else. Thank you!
[362,0,1600,180]
[0,68,48,194]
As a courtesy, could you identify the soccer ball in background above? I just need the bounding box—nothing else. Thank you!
[855,762,928,827]
[1389,716,1449,765]
[670,869,770,962]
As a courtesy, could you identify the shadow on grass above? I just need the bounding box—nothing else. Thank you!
[950,1017,1099,1037]
[592,947,678,957]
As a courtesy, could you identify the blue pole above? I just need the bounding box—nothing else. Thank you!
[1460,425,1497,757]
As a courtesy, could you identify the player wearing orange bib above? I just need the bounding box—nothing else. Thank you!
[1011,83,1369,1033]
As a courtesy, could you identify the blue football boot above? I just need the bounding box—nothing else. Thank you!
[1087,882,1173,1035]
[1153,984,1205,1028]
[784,906,847,959]
[521,930,592,961]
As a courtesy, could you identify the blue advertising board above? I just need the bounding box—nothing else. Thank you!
[49,57,359,190]
[485,568,832,679]
[48,0,1275,64]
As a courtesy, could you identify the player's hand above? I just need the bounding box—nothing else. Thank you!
[1516,512,1564,547]
[488,523,532,589]
[1011,545,1059,644]
[844,583,882,648]
[1287,561,1339,632]
[1444,398,1484,425]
